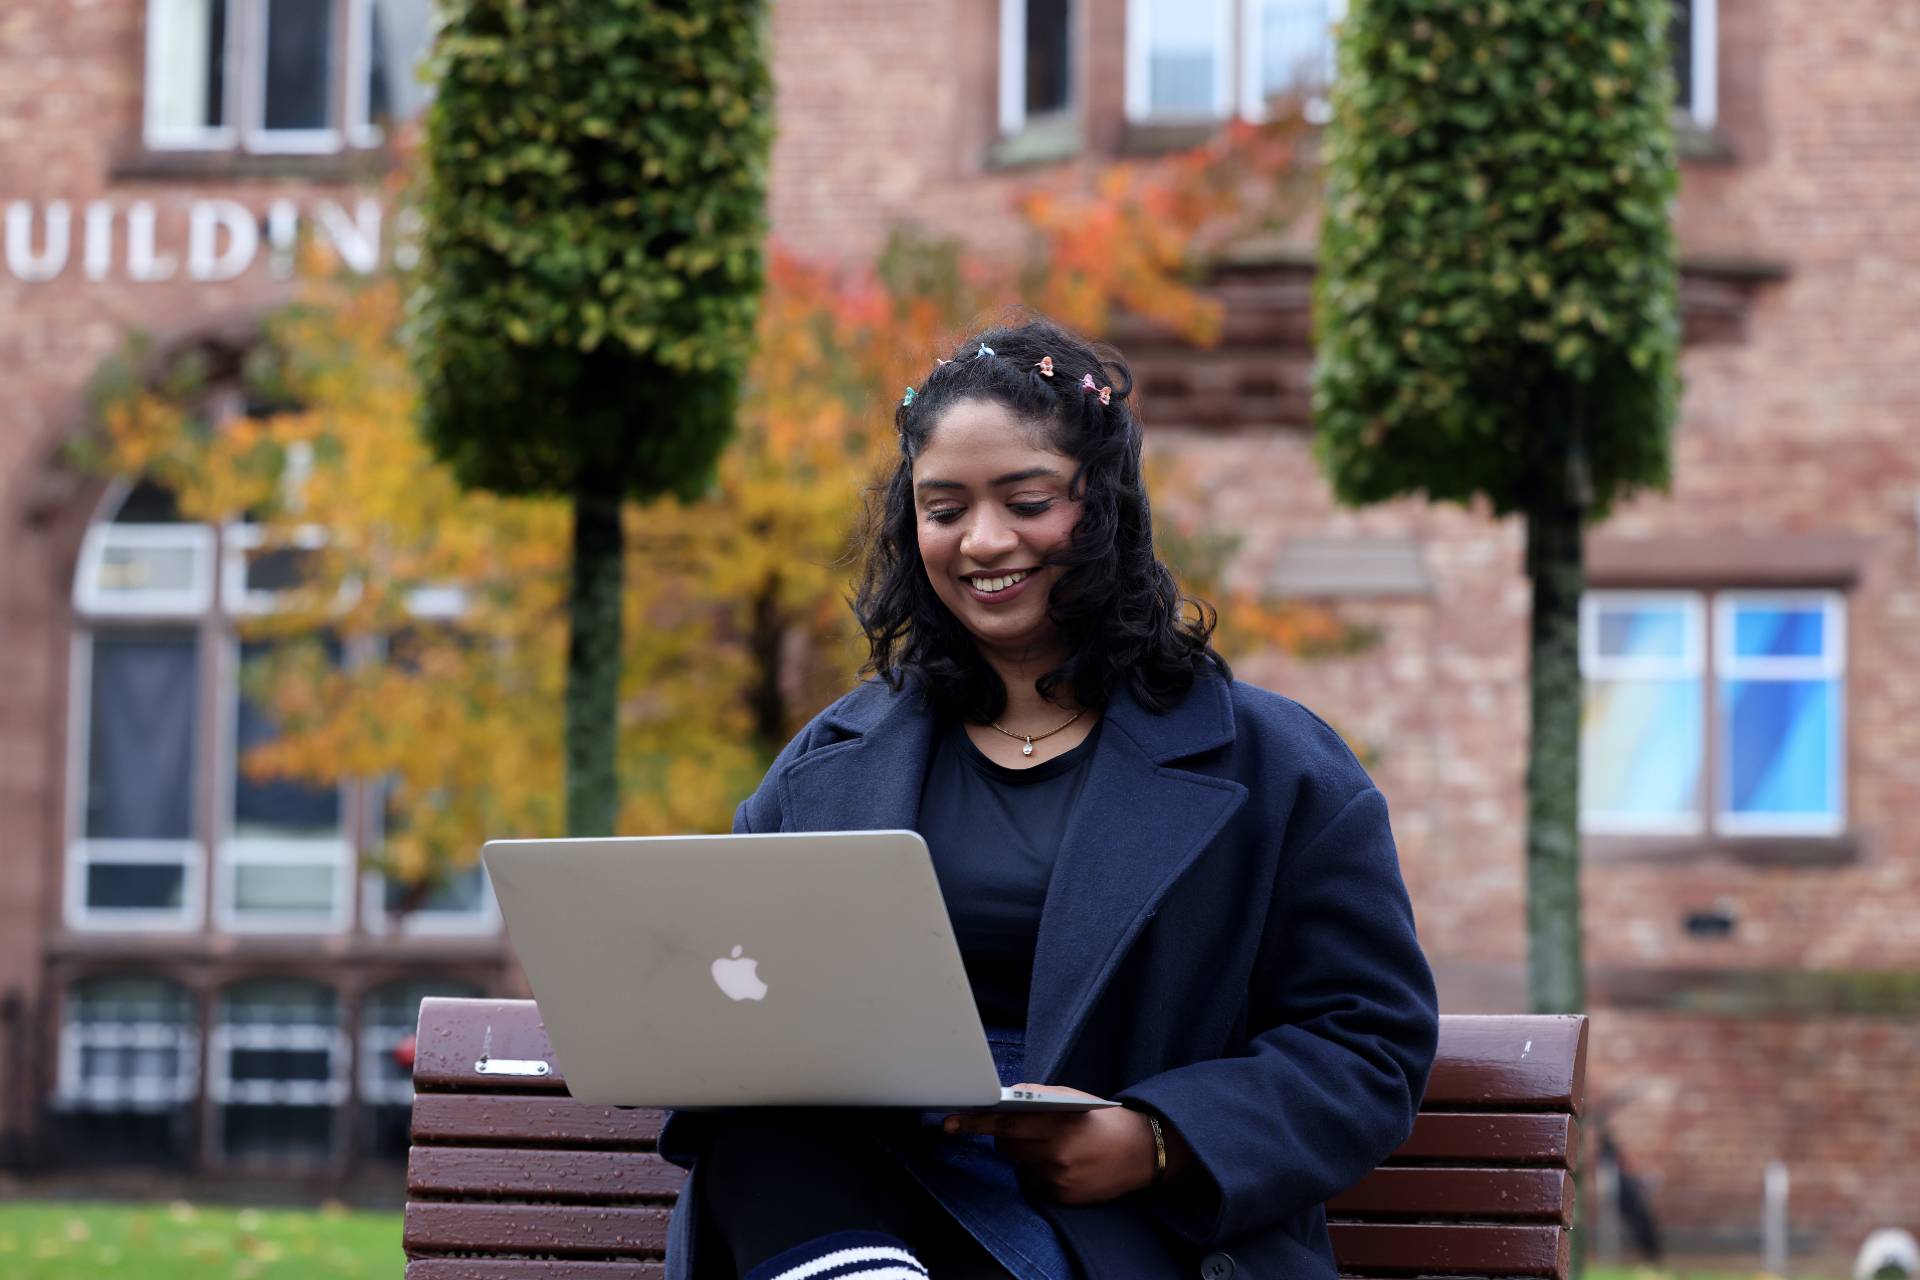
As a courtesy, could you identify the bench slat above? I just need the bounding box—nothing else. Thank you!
[1387,1112,1577,1167]
[1419,1016,1587,1115]
[405,1203,671,1257]
[1328,1222,1570,1277]
[416,999,571,1093]
[411,1095,664,1147]
[407,1264,663,1280]
[410,1147,687,1202]
[1327,1167,1572,1224]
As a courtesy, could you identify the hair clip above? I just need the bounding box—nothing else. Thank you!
[901,386,915,407]
[976,344,995,358]
[935,358,951,367]
[1080,372,1111,405]
[1035,356,1054,378]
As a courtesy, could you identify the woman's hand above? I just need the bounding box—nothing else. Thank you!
[942,1087,1171,1205]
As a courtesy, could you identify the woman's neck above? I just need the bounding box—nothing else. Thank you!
[980,645,1082,731]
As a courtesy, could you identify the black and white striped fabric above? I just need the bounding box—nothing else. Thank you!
[743,1229,929,1280]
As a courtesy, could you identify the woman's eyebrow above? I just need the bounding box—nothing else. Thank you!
[914,466,1063,492]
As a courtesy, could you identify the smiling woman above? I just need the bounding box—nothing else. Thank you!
[657,315,1438,1280]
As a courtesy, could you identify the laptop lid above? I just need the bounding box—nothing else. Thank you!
[481,831,1005,1108]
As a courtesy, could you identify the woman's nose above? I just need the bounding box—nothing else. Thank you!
[962,512,1018,559]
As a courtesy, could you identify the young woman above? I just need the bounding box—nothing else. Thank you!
[659,317,1439,1280]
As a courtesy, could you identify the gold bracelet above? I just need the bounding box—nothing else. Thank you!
[1145,1112,1168,1184]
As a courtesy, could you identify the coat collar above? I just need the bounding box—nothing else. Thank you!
[781,666,1248,1082]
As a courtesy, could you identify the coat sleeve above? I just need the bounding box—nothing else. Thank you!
[729,716,826,834]
[1114,784,1439,1246]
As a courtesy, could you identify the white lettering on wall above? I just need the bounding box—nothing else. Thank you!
[126,202,178,282]
[313,198,381,276]
[5,200,71,282]
[268,199,299,280]
[83,202,114,281]
[188,199,260,282]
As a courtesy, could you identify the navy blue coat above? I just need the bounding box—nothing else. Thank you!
[661,666,1438,1280]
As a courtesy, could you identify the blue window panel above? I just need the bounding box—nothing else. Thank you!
[1581,677,1703,819]
[1596,606,1689,661]
[1732,605,1826,660]
[1723,678,1836,815]
[1259,0,1332,95]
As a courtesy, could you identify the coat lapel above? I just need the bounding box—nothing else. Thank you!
[780,679,935,834]
[1024,670,1247,1082]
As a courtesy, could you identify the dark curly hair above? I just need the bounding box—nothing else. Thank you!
[853,314,1229,724]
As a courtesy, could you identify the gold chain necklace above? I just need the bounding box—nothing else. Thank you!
[988,709,1085,757]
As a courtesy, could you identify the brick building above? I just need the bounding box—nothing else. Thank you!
[1,0,1915,1262]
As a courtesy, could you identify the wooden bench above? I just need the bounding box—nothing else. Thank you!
[404,999,1587,1279]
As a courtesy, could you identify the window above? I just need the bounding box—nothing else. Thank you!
[74,523,216,616]
[1127,0,1233,121]
[1000,0,1073,136]
[56,977,198,1112]
[210,980,347,1162]
[144,0,435,154]
[217,635,353,931]
[1240,0,1345,123]
[1671,0,1717,127]
[364,863,498,935]
[1581,590,1845,837]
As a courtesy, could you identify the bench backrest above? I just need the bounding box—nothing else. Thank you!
[405,1000,1586,1280]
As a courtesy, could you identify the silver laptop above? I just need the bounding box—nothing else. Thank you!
[481,831,1118,1113]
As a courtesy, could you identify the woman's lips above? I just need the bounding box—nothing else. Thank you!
[962,571,1036,604]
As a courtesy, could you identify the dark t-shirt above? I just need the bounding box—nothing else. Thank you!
[917,715,1102,1028]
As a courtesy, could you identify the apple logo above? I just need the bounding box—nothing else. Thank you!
[711,945,768,1002]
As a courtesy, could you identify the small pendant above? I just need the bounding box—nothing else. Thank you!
[1022,738,1035,756]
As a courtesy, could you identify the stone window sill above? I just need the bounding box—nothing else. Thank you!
[1675,117,1736,165]
[110,147,394,184]
[986,116,1082,171]
[1583,831,1863,869]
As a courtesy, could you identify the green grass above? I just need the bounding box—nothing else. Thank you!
[0,1201,401,1280]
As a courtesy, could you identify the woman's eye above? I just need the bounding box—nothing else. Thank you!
[928,509,962,524]
[1010,501,1054,517]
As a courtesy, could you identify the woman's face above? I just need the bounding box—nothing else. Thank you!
[911,398,1083,663]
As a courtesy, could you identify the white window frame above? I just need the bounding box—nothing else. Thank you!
[1125,0,1234,123]
[208,1021,351,1106]
[345,0,382,146]
[1579,591,1709,836]
[217,634,354,933]
[221,521,357,616]
[1712,590,1846,837]
[1000,0,1076,136]
[360,867,500,937]
[1238,0,1345,124]
[64,630,208,932]
[240,0,347,155]
[55,991,199,1111]
[1678,0,1718,129]
[143,0,240,150]
[74,523,217,617]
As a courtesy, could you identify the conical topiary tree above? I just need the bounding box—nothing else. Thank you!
[414,0,772,836]
[1313,0,1682,1013]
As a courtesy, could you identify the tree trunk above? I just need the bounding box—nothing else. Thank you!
[1524,478,1587,1015]
[747,575,786,759]
[565,468,624,837]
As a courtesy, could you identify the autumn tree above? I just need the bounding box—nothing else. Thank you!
[1314,0,1682,1012]
[413,0,773,836]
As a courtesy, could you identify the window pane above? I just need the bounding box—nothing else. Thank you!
[230,1047,332,1083]
[1025,0,1070,117]
[222,1103,333,1160]
[262,0,335,131]
[234,639,341,840]
[87,630,197,840]
[1596,605,1689,661]
[223,979,334,1024]
[366,0,436,127]
[1723,678,1837,816]
[1145,0,1217,114]
[233,863,335,913]
[86,863,187,911]
[1732,605,1827,660]
[150,0,229,132]
[1582,676,1703,820]
[1259,0,1333,97]
[383,865,485,915]
[74,977,193,1024]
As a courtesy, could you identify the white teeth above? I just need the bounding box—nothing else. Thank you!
[970,570,1030,593]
